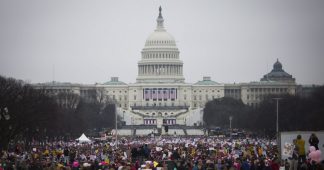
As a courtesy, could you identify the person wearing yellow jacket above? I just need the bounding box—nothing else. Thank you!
[295,134,306,164]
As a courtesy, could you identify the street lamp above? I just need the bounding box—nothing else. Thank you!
[272,98,281,137]
[229,116,233,138]
[115,105,118,148]
[273,97,282,157]
[229,116,233,129]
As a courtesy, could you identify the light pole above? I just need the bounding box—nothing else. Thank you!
[229,116,233,129]
[229,116,233,138]
[272,98,281,136]
[273,98,281,157]
[115,105,118,148]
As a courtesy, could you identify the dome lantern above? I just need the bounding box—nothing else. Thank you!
[156,6,164,30]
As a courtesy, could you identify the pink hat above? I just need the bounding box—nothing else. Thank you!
[72,161,79,167]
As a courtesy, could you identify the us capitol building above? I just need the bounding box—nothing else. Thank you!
[33,7,296,130]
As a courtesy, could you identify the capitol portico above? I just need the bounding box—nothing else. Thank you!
[33,7,297,133]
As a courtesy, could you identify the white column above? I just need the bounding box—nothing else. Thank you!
[177,66,179,75]
[154,65,156,75]
[167,65,170,75]
[163,65,166,75]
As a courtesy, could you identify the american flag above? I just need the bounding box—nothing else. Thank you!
[163,88,168,100]
[144,89,151,100]
[158,88,163,99]
[152,88,157,99]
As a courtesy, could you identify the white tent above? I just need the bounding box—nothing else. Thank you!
[76,133,91,143]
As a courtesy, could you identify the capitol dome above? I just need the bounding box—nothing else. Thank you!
[144,31,176,47]
[143,7,177,48]
[136,7,184,84]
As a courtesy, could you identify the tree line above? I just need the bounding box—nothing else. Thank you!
[203,85,324,136]
[0,75,116,150]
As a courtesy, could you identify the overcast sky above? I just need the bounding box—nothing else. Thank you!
[1,0,324,85]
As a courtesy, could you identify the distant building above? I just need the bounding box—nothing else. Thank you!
[261,59,295,83]
[33,7,297,126]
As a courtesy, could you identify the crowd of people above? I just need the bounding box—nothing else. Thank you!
[0,134,322,170]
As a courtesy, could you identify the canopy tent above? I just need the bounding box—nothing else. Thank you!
[76,133,91,143]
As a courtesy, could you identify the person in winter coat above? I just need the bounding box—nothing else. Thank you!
[296,135,306,164]
[308,133,319,150]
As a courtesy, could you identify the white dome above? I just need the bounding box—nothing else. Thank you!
[136,6,184,84]
[146,31,175,42]
[144,31,177,47]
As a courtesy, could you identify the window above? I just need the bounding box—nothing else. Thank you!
[134,95,136,100]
